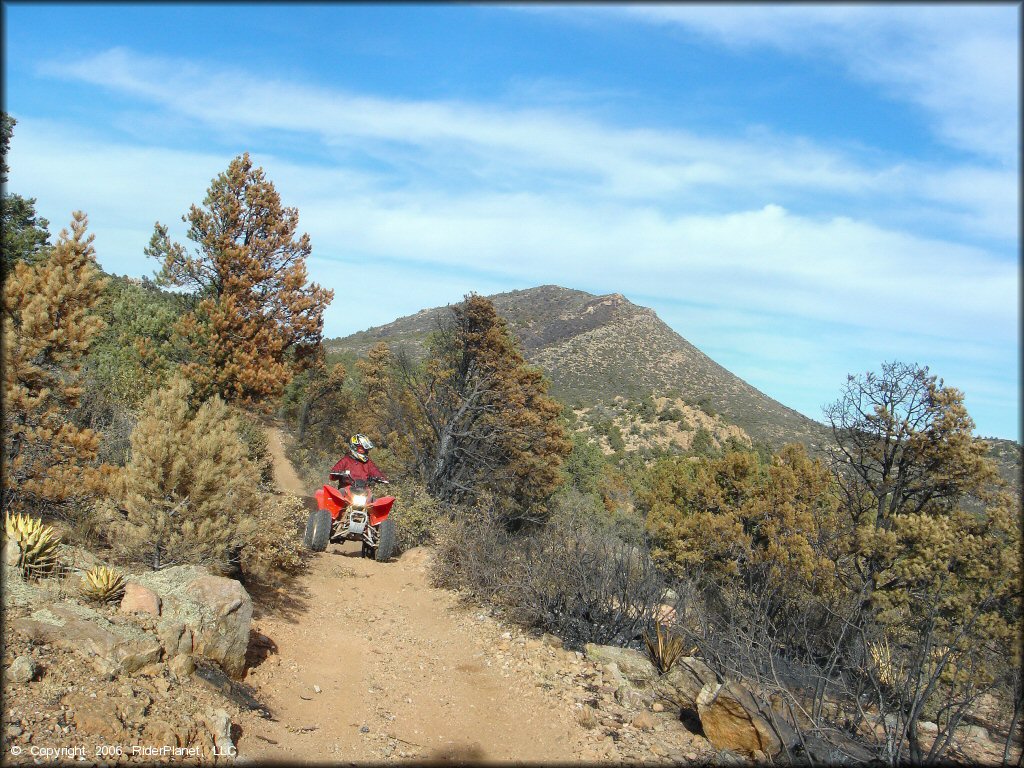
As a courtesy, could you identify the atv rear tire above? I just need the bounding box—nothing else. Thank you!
[304,509,332,552]
[375,517,396,562]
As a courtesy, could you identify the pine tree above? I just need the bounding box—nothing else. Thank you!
[2,211,107,513]
[360,295,570,523]
[107,376,258,570]
[149,153,333,408]
[824,363,1017,760]
[1,113,51,277]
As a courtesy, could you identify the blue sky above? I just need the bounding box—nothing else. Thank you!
[3,4,1019,440]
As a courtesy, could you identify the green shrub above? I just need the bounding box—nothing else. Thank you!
[390,480,436,552]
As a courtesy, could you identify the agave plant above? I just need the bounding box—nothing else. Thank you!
[4,512,61,578]
[80,565,127,604]
[644,621,686,674]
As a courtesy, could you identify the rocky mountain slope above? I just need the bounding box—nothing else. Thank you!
[330,285,830,452]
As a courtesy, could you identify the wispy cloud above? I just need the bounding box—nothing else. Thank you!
[603,5,1019,165]
[42,47,1017,241]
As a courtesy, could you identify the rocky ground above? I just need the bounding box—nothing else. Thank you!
[2,580,245,764]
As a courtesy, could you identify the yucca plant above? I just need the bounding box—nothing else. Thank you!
[869,639,902,688]
[80,565,127,604]
[4,512,61,579]
[644,621,686,674]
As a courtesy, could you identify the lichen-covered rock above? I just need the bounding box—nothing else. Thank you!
[12,603,162,675]
[584,644,657,685]
[7,655,36,684]
[134,566,252,678]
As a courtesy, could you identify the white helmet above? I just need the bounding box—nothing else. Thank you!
[349,434,374,462]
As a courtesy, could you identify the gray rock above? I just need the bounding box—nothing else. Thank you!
[662,656,718,705]
[7,655,36,684]
[585,644,658,685]
[13,603,162,676]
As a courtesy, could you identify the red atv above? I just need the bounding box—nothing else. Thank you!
[304,472,397,561]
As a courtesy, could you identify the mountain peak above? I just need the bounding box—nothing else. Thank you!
[327,285,827,451]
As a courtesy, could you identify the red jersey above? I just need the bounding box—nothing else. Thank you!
[330,454,386,485]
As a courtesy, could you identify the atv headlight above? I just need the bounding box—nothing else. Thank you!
[351,493,368,508]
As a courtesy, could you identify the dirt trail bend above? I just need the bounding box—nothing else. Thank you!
[238,428,595,764]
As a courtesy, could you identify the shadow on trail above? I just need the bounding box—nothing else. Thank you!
[245,568,313,624]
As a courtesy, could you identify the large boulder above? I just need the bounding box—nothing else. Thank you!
[696,682,783,757]
[133,566,252,678]
[694,681,868,764]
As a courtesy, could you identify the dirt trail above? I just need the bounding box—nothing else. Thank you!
[237,428,593,763]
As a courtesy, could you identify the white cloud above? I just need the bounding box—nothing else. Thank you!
[609,5,1019,165]
[10,114,1015,349]
[38,48,1017,243]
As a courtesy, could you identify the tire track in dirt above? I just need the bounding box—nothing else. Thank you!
[236,428,591,763]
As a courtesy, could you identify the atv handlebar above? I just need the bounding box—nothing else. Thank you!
[329,471,389,484]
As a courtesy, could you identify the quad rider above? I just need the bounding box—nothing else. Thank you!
[330,434,388,488]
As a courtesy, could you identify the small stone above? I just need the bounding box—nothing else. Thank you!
[541,633,563,649]
[8,655,36,684]
[204,708,233,755]
[8,724,23,738]
[314,685,322,694]
[631,711,657,731]
[168,654,195,680]
[359,725,370,733]
[652,702,665,713]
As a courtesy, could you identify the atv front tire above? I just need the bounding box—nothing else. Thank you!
[304,509,332,552]
[375,517,396,562]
